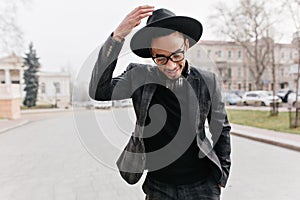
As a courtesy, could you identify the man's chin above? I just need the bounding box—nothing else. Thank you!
[166,74,180,80]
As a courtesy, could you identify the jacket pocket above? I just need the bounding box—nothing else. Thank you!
[116,134,146,185]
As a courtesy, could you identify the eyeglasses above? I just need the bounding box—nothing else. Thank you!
[152,43,186,66]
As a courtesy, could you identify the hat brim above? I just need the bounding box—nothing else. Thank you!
[130,16,203,58]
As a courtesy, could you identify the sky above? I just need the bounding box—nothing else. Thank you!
[16,0,234,74]
[15,0,296,76]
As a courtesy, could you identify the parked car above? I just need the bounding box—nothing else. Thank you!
[276,89,293,103]
[223,92,242,105]
[287,92,300,107]
[72,101,94,109]
[231,90,245,98]
[120,99,133,107]
[92,100,112,109]
[112,99,133,108]
[242,90,282,106]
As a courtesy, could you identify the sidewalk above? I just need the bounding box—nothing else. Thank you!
[0,118,29,133]
[231,123,300,152]
[1,109,300,152]
[0,108,73,133]
[20,107,74,114]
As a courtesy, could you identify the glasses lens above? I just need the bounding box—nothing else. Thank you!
[171,52,184,62]
[154,57,167,65]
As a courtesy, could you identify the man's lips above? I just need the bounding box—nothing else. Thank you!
[165,67,179,75]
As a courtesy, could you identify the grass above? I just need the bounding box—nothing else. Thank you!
[227,109,300,135]
[21,104,55,110]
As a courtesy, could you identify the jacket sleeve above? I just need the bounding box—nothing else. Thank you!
[89,34,133,101]
[208,74,231,187]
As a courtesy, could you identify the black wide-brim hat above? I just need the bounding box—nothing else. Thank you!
[130,8,203,58]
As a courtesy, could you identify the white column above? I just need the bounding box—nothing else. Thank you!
[5,69,11,84]
[19,69,24,98]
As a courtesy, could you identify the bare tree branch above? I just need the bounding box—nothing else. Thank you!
[210,0,281,90]
[0,0,29,55]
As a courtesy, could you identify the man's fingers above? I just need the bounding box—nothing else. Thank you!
[130,6,154,18]
[127,8,153,28]
[128,5,154,16]
[129,8,153,24]
[135,5,155,12]
[114,5,154,38]
[134,12,153,22]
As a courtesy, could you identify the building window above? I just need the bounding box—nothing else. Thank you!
[54,82,61,94]
[41,82,46,94]
[238,67,241,77]
[281,52,285,59]
[228,68,232,78]
[216,50,222,58]
[238,83,241,90]
[207,50,211,58]
[281,68,284,77]
[228,51,232,59]
[290,52,293,60]
[238,50,242,59]
[248,83,252,91]
[197,50,201,57]
[11,80,20,84]
[228,83,232,90]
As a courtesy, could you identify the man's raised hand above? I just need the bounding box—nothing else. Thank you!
[113,5,154,42]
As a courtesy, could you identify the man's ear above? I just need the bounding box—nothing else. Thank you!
[185,38,190,50]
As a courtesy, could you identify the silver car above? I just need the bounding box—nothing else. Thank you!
[242,90,282,106]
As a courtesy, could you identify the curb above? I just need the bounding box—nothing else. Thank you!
[0,120,30,134]
[231,131,300,152]
[21,108,73,114]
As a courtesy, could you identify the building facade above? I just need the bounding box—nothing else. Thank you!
[187,34,300,92]
[0,54,71,108]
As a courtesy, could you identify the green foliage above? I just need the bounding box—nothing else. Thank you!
[21,104,55,110]
[23,42,40,107]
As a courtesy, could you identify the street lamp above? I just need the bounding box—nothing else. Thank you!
[53,82,58,108]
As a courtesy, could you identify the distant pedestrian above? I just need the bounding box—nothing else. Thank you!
[89,5,231,200]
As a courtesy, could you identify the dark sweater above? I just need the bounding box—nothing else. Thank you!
[143,80,210,185]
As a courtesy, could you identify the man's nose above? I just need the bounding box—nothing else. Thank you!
[165,59,177,69]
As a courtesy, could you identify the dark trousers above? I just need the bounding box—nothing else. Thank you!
[142,173,221,200]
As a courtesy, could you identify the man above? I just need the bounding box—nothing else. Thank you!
[89,5,231,200]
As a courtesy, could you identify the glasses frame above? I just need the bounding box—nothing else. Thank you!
[151,43,186,66]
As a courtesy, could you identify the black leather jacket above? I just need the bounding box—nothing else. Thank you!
[89,35,231,187]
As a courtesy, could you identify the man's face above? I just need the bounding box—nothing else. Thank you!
[151,32,189,80]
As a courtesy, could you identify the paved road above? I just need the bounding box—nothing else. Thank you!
[0,108,300,199]
[223,136,300,199]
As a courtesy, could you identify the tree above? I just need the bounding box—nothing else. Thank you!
[0,0,29,55]
[284,0,300,127]
[269,37,278,116]
[23,42,40,107]
[211,0,281,90]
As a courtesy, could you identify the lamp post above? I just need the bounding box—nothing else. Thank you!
[53,82,58,108]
